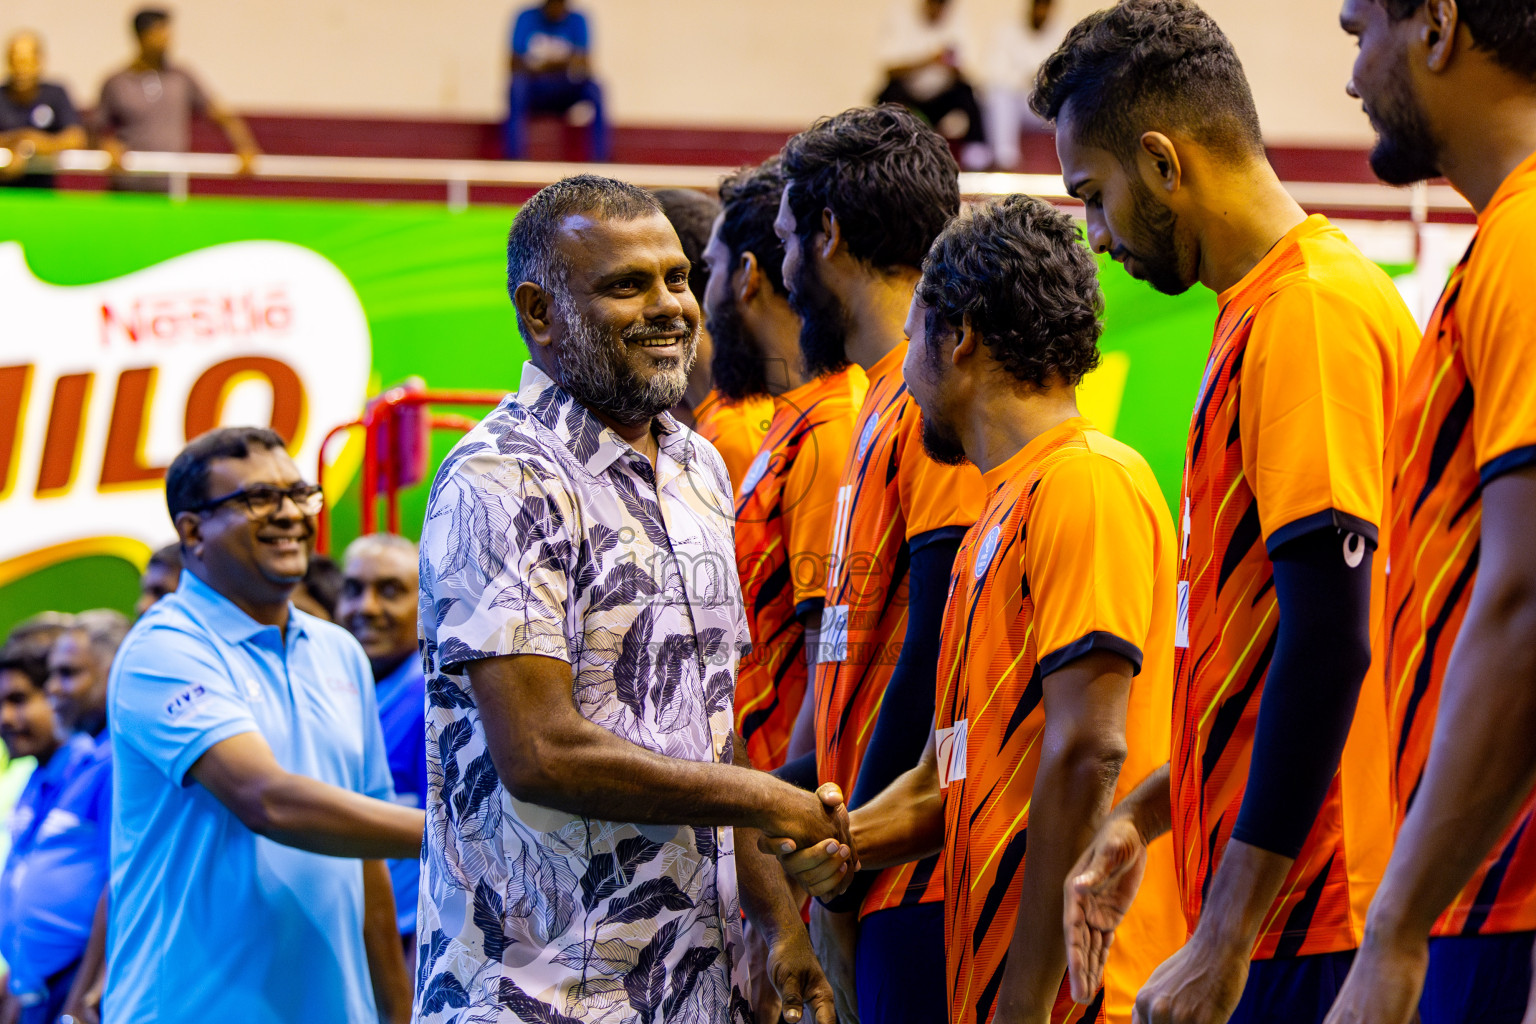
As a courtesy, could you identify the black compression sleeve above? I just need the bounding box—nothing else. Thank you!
[820,527,963,912]
[1230,526,1375,859]
[773,752,819,791]
[848,528,962,809]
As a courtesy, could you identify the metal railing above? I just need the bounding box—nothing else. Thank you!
[0,146,1466,216]
[316,382,508,553]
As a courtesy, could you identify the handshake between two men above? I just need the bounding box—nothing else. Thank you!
[755,736,1151,1024]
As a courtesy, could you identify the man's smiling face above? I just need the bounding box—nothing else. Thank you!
[190,446,316,606]
[547,210,700,424]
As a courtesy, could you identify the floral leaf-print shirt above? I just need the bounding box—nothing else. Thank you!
[415,362,754,1024]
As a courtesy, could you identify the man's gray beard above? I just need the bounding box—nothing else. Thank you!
[555,297,698,425]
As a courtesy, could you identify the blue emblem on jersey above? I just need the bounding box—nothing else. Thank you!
[856,415,879,461]
[740,450,771,499]
[974,525,1002,578]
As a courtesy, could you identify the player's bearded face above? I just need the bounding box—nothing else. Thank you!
[916,318,969,466]
[554,291,698,425]
[789,241,854,379]
[920,410,968,465]
[706,286,771,402]
[1361,64,1441,186]
[1115,176,1195,297]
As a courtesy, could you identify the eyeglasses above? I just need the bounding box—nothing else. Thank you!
[193,483,325,520]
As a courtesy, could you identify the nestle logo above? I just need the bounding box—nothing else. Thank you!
[100,288,293,347]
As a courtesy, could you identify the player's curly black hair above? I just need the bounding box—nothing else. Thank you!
[1381,0,1536,79]
[717,157,788,297]
[780,104,959,272]
[917,195,1103,389]
[1030,0,1264,165]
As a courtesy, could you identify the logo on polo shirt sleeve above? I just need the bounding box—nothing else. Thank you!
[165,682,209,719]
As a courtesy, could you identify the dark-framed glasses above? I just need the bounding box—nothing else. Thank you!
[193,482,325,519]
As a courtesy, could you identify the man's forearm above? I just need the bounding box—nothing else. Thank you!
[509,711,821,840]
[258,774,425,859]
[364,858,413,1024]
[1112,761,1173,844]
[212,110,258,153]
[8,126,85,155]
[1367,591,1536,943]
[1187,839,1292,954]
[847,757,944,871]
[994,733,1125,1019]
[470,656,842,849]
[738,824,809,943]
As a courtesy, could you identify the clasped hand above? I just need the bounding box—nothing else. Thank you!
[760,784,862,899]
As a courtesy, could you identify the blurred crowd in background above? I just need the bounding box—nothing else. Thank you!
[0,527,427,1024]
[0,0,1064,190]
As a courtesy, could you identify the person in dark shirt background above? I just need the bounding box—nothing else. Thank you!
[0,31,85,189]
[93,8,260,192]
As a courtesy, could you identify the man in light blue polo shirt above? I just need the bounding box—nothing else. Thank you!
[336,533,427,945]
[105,426,425,1024]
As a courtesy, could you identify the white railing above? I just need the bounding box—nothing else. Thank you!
[0,147,1466,217]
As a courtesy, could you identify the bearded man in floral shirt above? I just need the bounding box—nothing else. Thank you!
[415,174,847,1024]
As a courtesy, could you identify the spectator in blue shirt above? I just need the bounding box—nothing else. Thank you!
[104,426,424,1024]
[34,610,128,1024]
[47,611,129,741]
[0,631,104,1024]
[335,533,426,948]
[506,0,609,161]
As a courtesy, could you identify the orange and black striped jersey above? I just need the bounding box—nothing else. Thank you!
[694,388,775,495]
[1386,152,1536,938]
[813,341,987,917]
[936,417,1182,1024]
[1170,215,1417,959]
[735,366,868,770]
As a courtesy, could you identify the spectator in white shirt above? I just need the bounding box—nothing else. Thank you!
[984,0,1064,170]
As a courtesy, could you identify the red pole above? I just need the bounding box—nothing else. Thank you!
[361,402,380,537]
[386,408,402,536]
[315,421,361,555]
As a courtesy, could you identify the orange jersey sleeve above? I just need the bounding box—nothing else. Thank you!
[896,406,989,540]
[784,407,859,606]
[1239,282,1395,549]
[1462,184,1536,479]
[695,391,774,495]
[1386,155,1536,938]
[1024,449,1159,675]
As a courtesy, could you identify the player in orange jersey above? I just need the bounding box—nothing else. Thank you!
[775,105,985,1024]
[692,389,775,495]
[771,194,1187,1024]
[1322,3,1536,1023]
[707,159,870,773]
[1034,3,1420,1023]
[657,187,778,492]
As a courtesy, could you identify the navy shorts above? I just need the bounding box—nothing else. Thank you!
[1228,949,1355,1024]
[856,902,947,1024]
[1421,930,1534,1024]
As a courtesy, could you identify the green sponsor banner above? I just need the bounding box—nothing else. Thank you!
[0,189,1219,635]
